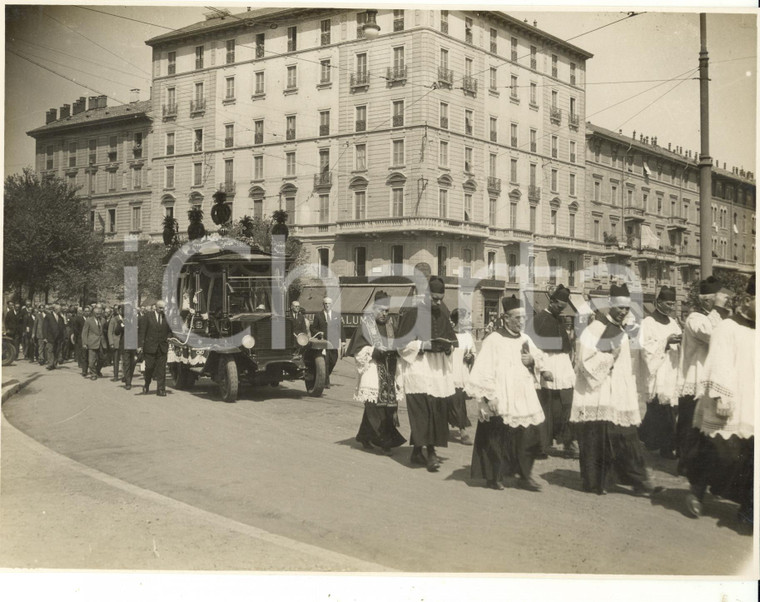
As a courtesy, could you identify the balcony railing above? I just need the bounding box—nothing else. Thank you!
[462,75,478,96]
[254,133,263,145]
[386,65,407,83]
[256,44,264,59]
[193,141,203,152]
[530,58,537,70]
[490,131,497,142]
[168,64,176,75]
[350,71,370,89]
[438,67,454,87]
[550,107,562,124]
[190,98,206,114]
[511,137,518,148]
[355,120,366,132]
[569,113,580,128]
[335,216,489,239]
[487,177,501,193]
[224,138,234,148]
[623,206,646,222]
[162,103,177,118]
[165,146,174,156]
[667,216,688,230]
[132,145,143,159]
[219,182,236,194]
[107,151,118,163]
[440,117,449,129]
[319,124,330,136]
[392,115,404,127]
[286,128,296,141]
[314,171,332,188]
[528,185,541,201]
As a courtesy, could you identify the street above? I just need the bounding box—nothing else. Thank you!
[0,357,754,575]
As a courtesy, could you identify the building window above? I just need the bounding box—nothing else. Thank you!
[490,117,498,142]
[194,129,203,152]
[225,124,234,148]
[510,202,517,228]
[254,120,264,145]
[489,153,497,177]
[511,36,518,61]
[355,105,367,132]
[570,141,576,163]
[354,247,367,277]
[551,54,558,78]
[510,123,518,147]
[508,253,517,283]
[355,191,366,219]
[465,109,473,135]
[510,75,518,99]
[440,10,448,34]
[549,258,558,284]
[132,167,141,190]
[489,67,497,91]
[165,165,174,189]
[392,139,405,166]
[165,132,175,155]
[551,135,558,159]
[88,139,96,165]
[287,26,297,52]
[286,152,296,177]
[165,205,174,220]
[106,171,116,192]
[437,246,447,277]
[593,219,600,241]
[440,48,449,69]
[529,163,537,187]
[319,194,329,223]
[391,245,403,276]
[440,102,449,129]
[320,59,331,84]
[465,17,473,44]
[68,141,77,167]
[465,57,473,77]
[226,39,235,64]
[530,205,537,232]
[569,174,576,196]
[255,33,265,58]
[530,45,537,70]
[195,45,204,70]
[464,194,472,222]
[510,159,518,183]
[594,181,600,202]
[569,212,576,238]
[439,141,448,167]
[356,52,368,78]
[254,71,265,95]
[320,19,331,46]
[528,83,538,107]
[167,51,176,75]
[225,76,235,100]
[193,162,203,186]
[438,189,448,218]
[319,110,330,136]
[318,248,329,277]
[285,197,296,222]
[393,9,405,31]
[355,143,367,171]
[286,115,296,140]
[551,90,558,109]
[529,129,537,153]
[462,249,472,279]
[108,136,118,162]
[489,198,496,225]
[286,65,297,90]
[392,187,404,217]
[570,62,576,85]
[611,184,618,206]
[107,208,116,233]
[194,81,204,104]
[568,260,576,286]
[392,100,405,128]
[131,205,142,231]
[550,209,558,234]
[253,155,263,180]
[252,196,263,219]
[464,147,473,173]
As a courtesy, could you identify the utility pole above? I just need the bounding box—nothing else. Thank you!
[698,13,712,277]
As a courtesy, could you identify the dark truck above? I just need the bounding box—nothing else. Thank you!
[166,244,327,401]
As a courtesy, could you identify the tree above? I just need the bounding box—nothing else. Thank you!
[3,168,104,301]
[685,271,749,312]
[96,240,165,305]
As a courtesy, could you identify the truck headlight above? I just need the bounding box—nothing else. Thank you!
[296,332,309,347]
[242,334,256,349]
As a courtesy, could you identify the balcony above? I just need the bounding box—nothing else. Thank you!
[440,117,449,129]
[168,64,176,75]
[355,120,366,133]
[550,107,562,124]
[530,58,537,70]
[487,177,501,194]
[528,185,541,202]
[162,103,177,119]
[542,234,586,252]
[490,131,497,142]
[386,65,407,84]
[132,145,143,159]
[107,151,118,163]
[190,98,206,115]
[392,114,404,127]
[437,67,454,88]
[667,216,688,231]
[350,71,370,91]
[254,133,264,145]
[488,226,533,242]
[193,141,203,153]
[569,113,580,129]
[623,206,646,222]
[465,122,473,136]
[224,137,234,148]
[255,44,264,59]
[313,171,332,189]
[319,124,330,136]
[335,216,489,240]
[286,128,296,141]
[462,75,478,97]
[219,182,236,195]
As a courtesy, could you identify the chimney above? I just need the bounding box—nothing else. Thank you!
[618,129,622,135]
[88,96,98,110]
[59,104,71,119]
[632,130,636,140]
[73,97,86,115]
[723,162,727,170]
[45,108,57,124]
[533,20,538,27]
[97,95,107,108]
[130,88,140,103]
[668,142,672,151]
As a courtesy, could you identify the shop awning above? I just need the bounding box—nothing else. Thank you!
[335,286,375,315]
[569,293,593,316]
[523,291,550,315]
[443,287,469,314]
[361,284,415,314]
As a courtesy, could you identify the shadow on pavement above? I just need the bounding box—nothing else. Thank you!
[539,468,585,492]
[650,486,750,535]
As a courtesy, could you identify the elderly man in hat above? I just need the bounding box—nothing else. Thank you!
[571,282,656,496]
[638,286,683,459]
[675,275,727,471]
[467,295,547,491]
[683,274,755,525]
[289,300,309,336]
[347,290,407,454]
[396,276,458,472]
[310,296,344,389]
[527,284,579,459]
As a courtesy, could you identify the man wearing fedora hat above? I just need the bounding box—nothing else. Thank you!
[638,286,682,459]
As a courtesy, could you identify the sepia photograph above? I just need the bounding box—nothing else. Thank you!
[1,2,757,598]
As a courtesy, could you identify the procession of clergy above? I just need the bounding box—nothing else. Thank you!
[346,273,755,526]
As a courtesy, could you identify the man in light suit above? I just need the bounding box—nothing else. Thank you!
[138,299,172,396]
[309,296,345,388]
[41,302,65,370]
[81,305,107,380]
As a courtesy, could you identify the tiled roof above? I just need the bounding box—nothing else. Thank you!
[27,100,152,136]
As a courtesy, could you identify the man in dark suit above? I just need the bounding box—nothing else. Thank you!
[290,300,309,335]
[41,302,65,370]
[81,305,106,379]
[138,299,172,396]
[5,302,21,354]
[69,306,86,373]
[309,296,345,389]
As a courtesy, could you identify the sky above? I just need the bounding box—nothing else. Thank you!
[3,5,757,178]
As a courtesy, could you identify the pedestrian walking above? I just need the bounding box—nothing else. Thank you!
[138,299,172,396]
[81,305,106,379]
[467,295,547,491]
[108,306,124,381]
[448,308,475,445]
[683,274,755,525]
[638,286,682,459]
[527,284,579,459]
[34,305,47,365]
[348,290,407,454]
[121,303,140,390]
[41,302,65,370]
[571,282,656,497]
[24,306,38,362]
[396,276,458,472]
[310,297,344,389]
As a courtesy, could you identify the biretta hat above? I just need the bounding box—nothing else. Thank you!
[699,276,721,295]
[374,290,390,306]
[657,286,676,302]
[501,295,521,312]
[429,276,445,294]
[550,284,571,302]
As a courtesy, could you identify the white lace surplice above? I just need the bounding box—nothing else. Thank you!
[465,331,545,428]
[639,315,682,406]
[677,310,722,398]
[452,331,475,390]
[571,319,641,427]
[352,345,405,405]
[397,341,456,399]
[693,318,755,440]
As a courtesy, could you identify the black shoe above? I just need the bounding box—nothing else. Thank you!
[410,449,426,466]
[111,377,120,382]
[125,384,132,391]
[90,375,97,381]
[381,447,393,456]
[141,385,149,395]
[518,477,542,492]
[357,438,373,450]
[486,480,504,490]
[426,452,441,472]
[157,390,166,397]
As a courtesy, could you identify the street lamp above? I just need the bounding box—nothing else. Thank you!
[363,9,381,39]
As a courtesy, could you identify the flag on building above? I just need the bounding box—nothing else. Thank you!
[643,162,652,177]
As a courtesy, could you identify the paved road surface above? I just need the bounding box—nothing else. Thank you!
[1,358,754,574]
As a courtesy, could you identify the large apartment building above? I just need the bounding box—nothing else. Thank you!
[585,124,755,311]
[27,95,153,241]
[145,7,593,325]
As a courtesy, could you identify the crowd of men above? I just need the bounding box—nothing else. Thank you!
[346,274,755,526]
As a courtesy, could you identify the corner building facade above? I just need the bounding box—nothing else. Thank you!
[146,8,593,328]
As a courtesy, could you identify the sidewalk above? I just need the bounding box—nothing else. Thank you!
[1,357,47,403]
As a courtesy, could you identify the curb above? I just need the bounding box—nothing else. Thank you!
[1,373,36,404]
